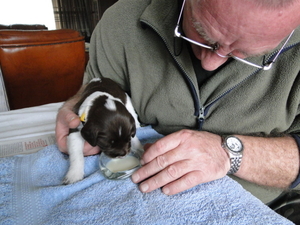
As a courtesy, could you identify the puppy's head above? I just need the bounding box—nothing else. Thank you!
[80,97,136,158]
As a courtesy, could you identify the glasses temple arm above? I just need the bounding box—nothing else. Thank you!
[269,29,295,64]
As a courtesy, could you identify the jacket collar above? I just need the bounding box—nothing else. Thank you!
[140,0,181,54]
[140,0,197,85]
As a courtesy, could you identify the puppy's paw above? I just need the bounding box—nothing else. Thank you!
[63,169,84,185]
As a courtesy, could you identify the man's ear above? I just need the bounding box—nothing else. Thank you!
[81,123,98,147]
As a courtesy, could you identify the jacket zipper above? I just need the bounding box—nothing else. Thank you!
[189,41,299,130]
[140,21,207,127]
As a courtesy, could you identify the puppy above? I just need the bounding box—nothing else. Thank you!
[63,78,142,184]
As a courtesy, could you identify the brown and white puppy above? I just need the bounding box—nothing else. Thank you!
[63,78,142,184]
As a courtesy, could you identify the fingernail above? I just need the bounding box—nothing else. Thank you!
[140,159,145,166]
[163,187,170,195]
[140,183,149,192]
[131,173,139,183]
[69,116,76,122]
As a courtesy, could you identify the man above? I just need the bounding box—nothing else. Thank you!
[56,0,300,203]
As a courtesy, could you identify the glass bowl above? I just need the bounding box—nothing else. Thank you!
[99,148,144,180]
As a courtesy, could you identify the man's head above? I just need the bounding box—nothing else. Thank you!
[182,0,300,71]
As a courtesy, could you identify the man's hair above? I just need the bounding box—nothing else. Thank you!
[196,0,297,9]
[253,0,297,8]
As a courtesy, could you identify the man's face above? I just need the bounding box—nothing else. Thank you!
[183,0,299,71]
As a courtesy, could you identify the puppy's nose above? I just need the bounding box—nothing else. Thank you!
[117,150,128,157]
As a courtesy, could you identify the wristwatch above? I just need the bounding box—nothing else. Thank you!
[221,136,244,174]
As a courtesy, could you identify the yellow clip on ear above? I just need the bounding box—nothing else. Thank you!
[80,112,86,122]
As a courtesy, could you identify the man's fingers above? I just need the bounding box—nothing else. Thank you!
[141,131,185,165]
[83,142,101,156]
[55,108,80,153]
[162,171,205,195]
[132,144,187,183]
[137,159,197,194]
[59,108,80,128]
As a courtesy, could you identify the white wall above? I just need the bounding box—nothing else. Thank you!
[0,0,56,30]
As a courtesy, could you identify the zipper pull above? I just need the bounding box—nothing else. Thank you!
[197,107,205,130]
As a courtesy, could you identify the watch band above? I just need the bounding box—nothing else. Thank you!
[227,154,243,174]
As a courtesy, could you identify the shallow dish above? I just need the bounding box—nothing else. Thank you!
[99,148,143,180]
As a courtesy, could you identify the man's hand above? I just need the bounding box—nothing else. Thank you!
[131,130,230,195]
[55,98,100,156]
[132,129,300,195]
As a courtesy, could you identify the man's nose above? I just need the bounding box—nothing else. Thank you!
[200,53,229,71]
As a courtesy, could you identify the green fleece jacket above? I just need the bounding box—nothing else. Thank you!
[85,0,300,138]
[84,0,300,200]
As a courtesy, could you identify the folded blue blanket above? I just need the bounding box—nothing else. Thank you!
[0,126,293,225]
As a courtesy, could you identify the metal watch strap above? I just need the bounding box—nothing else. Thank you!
[227,155,243,174]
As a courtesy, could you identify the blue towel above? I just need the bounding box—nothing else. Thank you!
[0,126,294,225]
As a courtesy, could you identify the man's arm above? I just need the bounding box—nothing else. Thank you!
[235,135,300,188]
[132,130,300,195]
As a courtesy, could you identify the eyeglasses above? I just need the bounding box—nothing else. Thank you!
[174,0,295,71]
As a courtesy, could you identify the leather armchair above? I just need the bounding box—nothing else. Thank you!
[0,29,85,110]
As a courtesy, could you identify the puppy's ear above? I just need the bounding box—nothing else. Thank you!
[131,125,136,137]
[129,115,136,137]
[81,124,98,147]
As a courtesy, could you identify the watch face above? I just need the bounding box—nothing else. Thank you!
[226,137,243,152]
